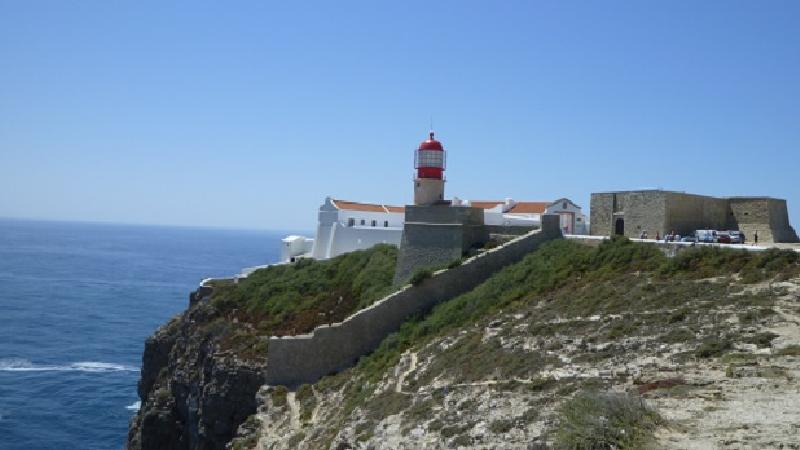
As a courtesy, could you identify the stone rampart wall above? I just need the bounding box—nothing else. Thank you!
[589,193,614,236]
[393,205,490,283]
[665,193,728,235]
[265,215,562,387]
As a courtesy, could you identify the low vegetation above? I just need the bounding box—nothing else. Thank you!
[353,237,800,382]
[555,391,661,449]
[210,244,397,335]
[409,267,434,286]
[259,236,799,448]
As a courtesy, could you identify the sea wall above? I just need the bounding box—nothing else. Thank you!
[265,215,562,387]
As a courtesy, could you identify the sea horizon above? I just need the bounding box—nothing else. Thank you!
[0,220,288,449]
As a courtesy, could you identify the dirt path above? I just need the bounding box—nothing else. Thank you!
[395,351,418,393]
[286,391,300,430]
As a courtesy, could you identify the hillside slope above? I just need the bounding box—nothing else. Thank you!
[240,239,800,450]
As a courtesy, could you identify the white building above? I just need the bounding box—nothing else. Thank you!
[454,198,589,234]
[280,196,588,262]
[280,235,315,262]
[545,198,589,235]
[309,197,405,260]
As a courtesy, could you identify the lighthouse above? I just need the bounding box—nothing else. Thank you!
[413,131,446,205]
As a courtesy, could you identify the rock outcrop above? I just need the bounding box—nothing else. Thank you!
[127,294,267,450]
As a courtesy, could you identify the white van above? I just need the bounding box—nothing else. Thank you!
[695,230,717,243]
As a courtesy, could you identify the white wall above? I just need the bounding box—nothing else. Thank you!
[545,199,589,235]
[307,197,404,260]
[281,236,314,262]
[336,209,404,228]
[328,224,402,258]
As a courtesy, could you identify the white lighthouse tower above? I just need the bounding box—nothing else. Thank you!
[413,131,446,205]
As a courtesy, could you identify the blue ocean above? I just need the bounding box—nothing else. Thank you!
[0,219,285,450]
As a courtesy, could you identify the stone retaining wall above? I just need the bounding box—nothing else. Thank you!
[265,215,562,387]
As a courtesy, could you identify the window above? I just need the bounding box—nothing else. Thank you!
[576,218,582,222]
[384,220,389,227]
[371,220,377,227]
[347,218,355,227]
[360,219,366,226]
[562,201,568,209]
[415,149,445,168]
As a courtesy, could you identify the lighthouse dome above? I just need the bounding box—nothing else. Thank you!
[419,131,444,151]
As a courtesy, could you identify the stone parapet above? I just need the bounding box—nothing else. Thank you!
[265,215,562,387]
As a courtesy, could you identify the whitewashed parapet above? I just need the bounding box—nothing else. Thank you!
[265,215,563,387]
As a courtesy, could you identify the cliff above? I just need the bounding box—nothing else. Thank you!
[126,298,267,450]
[129,238,800,449]
[247,240,800,449]
[127,245,398,450]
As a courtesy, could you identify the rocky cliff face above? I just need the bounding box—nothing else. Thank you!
[128,240,800,450]
[250,277,800,450]
[127,292,267,450]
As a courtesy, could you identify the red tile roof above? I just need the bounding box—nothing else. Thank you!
[470,200,548,214]
[507,202,548,214]
[469,201,504,209]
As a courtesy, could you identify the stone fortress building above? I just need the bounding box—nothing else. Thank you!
[590,190,799,243]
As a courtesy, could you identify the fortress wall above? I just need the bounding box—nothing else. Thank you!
[622,191,668,238]
[591,191,667,238]
[404,205,484,225]
[392,223,467,283]
[393,206,489,283]
[591,190,798,243]
[767,199,800,243]
[665,193,728,236]
[265,215,562,387]
[729,198,799,243]
[590,193,614,236]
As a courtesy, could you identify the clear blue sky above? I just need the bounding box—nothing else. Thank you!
[1,1,798,230]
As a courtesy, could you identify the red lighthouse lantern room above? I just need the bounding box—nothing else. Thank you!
[413,131,446,206]
[415,131,446,179]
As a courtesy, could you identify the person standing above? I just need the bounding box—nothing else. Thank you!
[754,230,759,246]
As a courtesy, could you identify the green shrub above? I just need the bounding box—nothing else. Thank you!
[777,345,800,356]
[721,352,760,365]
[695,337,732,358]
[745,331,778,348]
[489,419,514,434]
[660,328,694,344]
[210,244,397,335]
[555,390,661,449]
[271,385,288,407]
[410,268,433,286]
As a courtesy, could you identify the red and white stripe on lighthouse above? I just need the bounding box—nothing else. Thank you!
[413,131,446,205]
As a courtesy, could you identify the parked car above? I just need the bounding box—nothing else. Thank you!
[716,232,732,244]
[695,230,717,243]
[729,231,745,244]
[680,235,697,243]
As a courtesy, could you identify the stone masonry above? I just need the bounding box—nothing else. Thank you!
[393,204,488,284]
[590,190,799,243]
[265,215,562,387]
